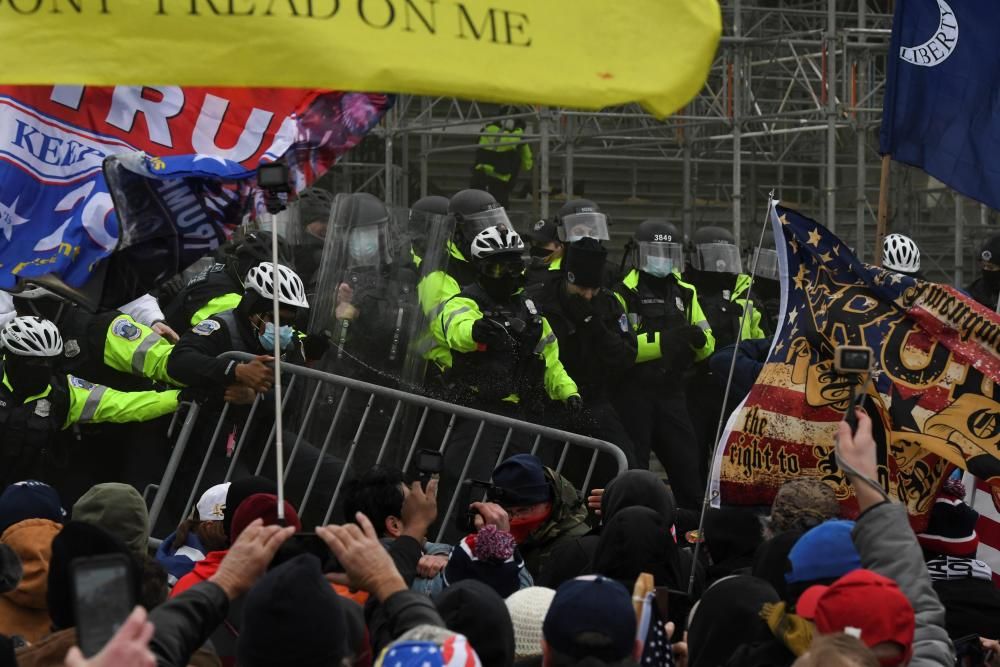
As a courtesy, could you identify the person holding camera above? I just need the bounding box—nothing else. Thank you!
[466,454,589,579]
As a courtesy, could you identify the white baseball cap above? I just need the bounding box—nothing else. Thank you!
[195,483,231,522]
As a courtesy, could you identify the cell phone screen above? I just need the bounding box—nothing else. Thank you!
[72,555,135,657]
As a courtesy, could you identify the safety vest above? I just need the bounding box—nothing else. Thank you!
[614,269,715,366]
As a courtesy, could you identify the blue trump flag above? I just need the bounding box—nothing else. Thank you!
[880,0,1000,210]
[98,153,253,309]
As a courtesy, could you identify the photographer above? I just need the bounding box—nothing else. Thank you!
[466,454,589,579]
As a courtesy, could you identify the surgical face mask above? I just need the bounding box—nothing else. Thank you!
[348,227,381,266]
[643,256,674,278]
[258,322,294,351]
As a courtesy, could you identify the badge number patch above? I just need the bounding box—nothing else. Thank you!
[193,319,221,337]
[111,318,142,341]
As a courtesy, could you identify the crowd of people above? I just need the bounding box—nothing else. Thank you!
[2,183,1000,665]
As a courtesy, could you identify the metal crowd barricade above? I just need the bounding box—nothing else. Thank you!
[147,351,628,542]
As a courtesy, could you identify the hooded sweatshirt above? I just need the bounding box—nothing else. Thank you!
[518,468,590,578]
[539,469,679,589]
[591,507,703,632]
[435,580,515,667]
[0,519,62,642]
[71,483,150,558]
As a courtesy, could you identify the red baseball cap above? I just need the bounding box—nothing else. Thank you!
[797,569,914,667]
[231,493,301,541]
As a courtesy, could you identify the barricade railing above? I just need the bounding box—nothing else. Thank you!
[147,352,627,542]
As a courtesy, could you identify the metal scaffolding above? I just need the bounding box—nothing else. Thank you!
[323,0,998,286]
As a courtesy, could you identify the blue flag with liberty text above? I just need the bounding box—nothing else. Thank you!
[880,0,1000,210]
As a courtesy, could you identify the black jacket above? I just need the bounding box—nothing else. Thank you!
[161,262,242,333]
[966,276,1000,311]
[527,279,636,402]
[149,581,229,667]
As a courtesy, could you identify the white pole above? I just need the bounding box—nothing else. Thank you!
[270,213,286,523]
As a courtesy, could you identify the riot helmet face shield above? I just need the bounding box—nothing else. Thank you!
[557,212,610,243]
[638,242,684,278]
[346,224,393,269]
[408,209,447,259]
[692,243,743,274]
[751,248,779,281]
[459,207,513,240]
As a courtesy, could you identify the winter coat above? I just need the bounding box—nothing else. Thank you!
[0,519,62,642]
[852,501,954,667]
[519,468,591,577]
[170,550,225,598]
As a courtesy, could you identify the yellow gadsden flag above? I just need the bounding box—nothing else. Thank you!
[0,0,721,118]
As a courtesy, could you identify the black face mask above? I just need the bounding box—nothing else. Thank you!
[984,270,1000,291]
[4,355,53,397]
[529,246,554,260]
[481,274,525,302]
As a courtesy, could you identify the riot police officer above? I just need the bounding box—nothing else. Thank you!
[526,237,638,483]
[310,192,420,385]
[432,225,580,490]
[524,218,564,289]
[611,220,714,509]
[161,230,293,334]
[967,235,1000,311]
[10,285,179,390]
[408,195,450,268]
[684,226,767,347]
[538,199,619,289]
[418,189,511,376]
[684,225,767,483]
[166,262,339,523]
[166,262,314,391]
[0,316,180,487]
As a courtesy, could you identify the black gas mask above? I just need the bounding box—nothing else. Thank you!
[4,354,54,398]
[479,259,526,302]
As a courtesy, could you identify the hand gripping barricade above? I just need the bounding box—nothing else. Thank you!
[148,351,628,542]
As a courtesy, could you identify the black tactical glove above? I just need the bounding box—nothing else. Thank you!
[681,325,708,349]
[472,318,512,354]
[659,327,696,373]
[302,333,331,361]
[566,395,584,413]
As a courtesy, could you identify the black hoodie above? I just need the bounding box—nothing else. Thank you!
[435,580,515,667]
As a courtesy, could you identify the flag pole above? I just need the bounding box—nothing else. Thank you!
[874,154,891,266]
[687,191,776,597]
[271,211,287,524]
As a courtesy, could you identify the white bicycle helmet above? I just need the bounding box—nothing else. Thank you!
[1,316,63,357]
[470,225,525,260]
[245,262,309,308]
[882,233,920,273]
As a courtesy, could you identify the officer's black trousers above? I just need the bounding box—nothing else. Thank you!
[612,385,704,510]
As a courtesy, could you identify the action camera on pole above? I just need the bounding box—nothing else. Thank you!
[257,162,290,215]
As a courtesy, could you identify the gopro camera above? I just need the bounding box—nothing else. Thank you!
[834,345,872,374]
[256,162,290,192]
[257,162,290,215]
